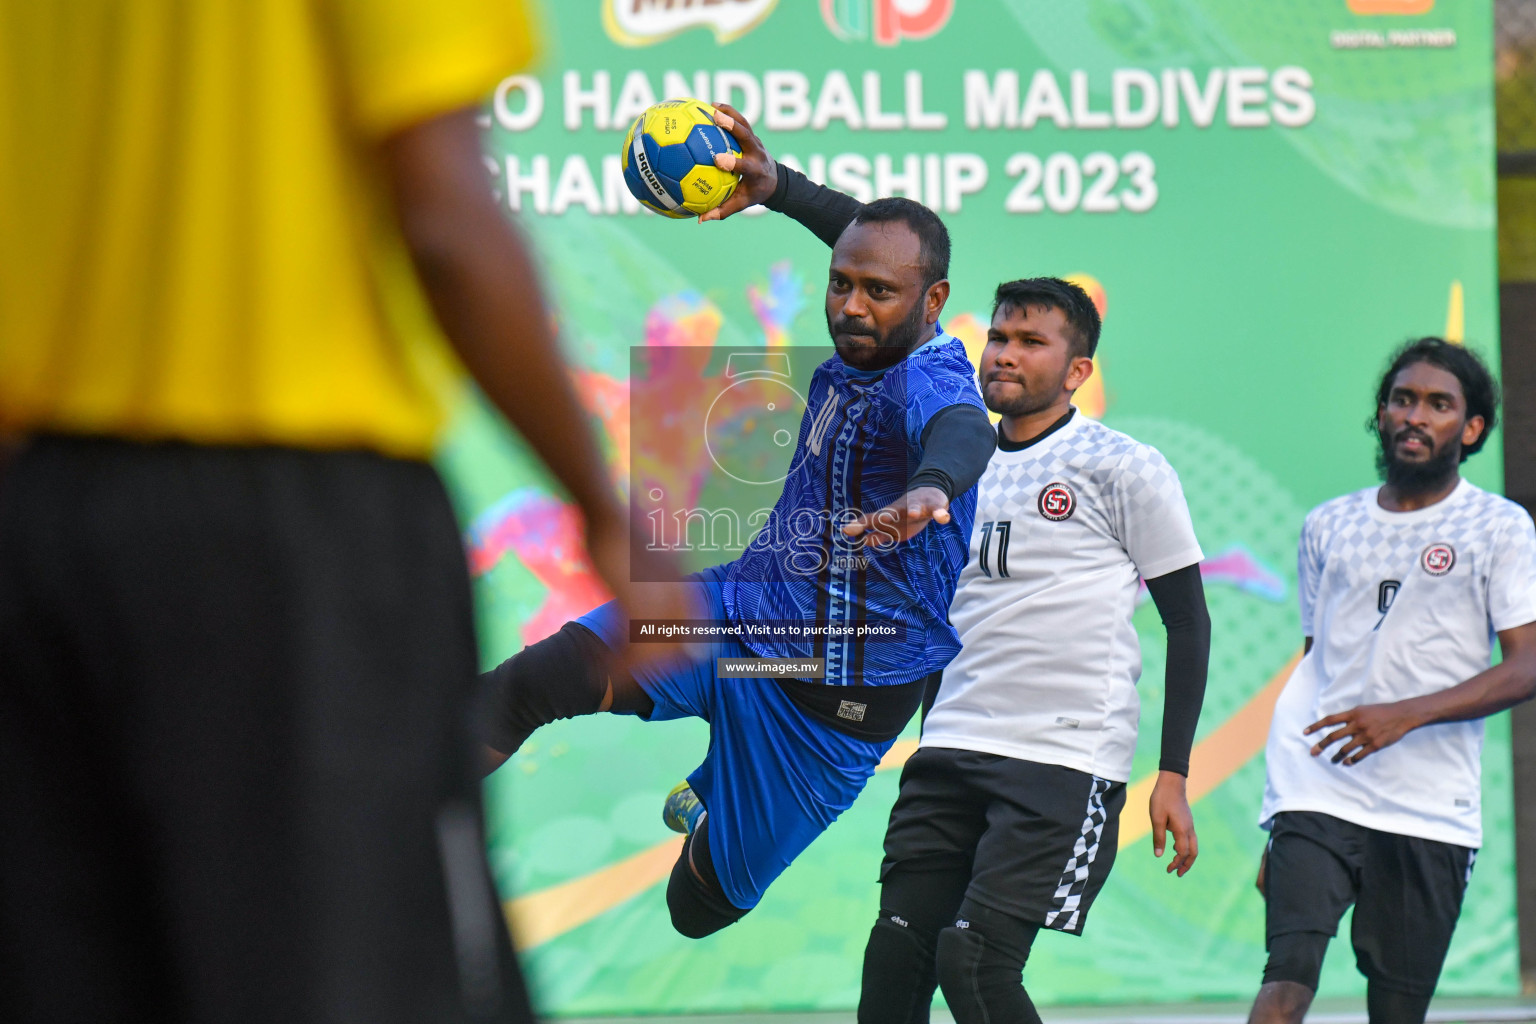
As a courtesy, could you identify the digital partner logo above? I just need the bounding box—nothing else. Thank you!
[820,0,954,46]
[603,0,780,47]
[1332,0,1451,49]
[1346,0,1433,14]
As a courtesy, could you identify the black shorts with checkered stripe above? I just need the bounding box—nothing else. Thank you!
[880,746,1126,934]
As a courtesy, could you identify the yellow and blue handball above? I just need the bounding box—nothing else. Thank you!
[621,98,742,219]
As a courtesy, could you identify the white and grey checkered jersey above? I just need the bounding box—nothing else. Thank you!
[920,411,1205,782]
[1260,480,1536,849]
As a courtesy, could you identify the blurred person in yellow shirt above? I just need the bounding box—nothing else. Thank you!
[0,2,675,1022]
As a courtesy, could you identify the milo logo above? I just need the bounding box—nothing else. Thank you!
[604,0,780,47]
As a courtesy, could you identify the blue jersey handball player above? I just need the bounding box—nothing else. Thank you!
[478,107,996,938]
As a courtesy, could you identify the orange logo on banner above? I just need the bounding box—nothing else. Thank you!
[1346,0,1433,14]
[821,0,954,45]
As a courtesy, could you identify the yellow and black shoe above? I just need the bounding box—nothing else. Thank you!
[661,781,704,835]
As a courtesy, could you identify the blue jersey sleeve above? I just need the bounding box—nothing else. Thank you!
[903,338,986,450]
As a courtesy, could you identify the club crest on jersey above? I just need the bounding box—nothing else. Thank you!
[1038,482,1076,522]
[1421,543,1456,576]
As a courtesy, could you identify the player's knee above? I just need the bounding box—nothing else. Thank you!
[665,871,745,939]
[665,825,747,940]
[936,924,1012,1024]
[934,927,1030,1023]
[666,888,733,940]
[934,902,1041,1024]
[1262,931,1329,992]
[476,620,611,754]
[869,908,939,967]
[935,921,984,1003]
[1250,981,1315,1024]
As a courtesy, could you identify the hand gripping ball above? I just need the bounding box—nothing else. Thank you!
[620,99,743,219]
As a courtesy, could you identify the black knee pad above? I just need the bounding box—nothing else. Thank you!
[869,909,939,966]
[935,922,985,1011]
[1263,930,1330,992]
[665,817,747,939]
[476,621,611,754]
[858,912,940,1024]
[935,901,1041,1024]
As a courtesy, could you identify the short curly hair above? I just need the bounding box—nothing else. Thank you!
[1370,337,1499,462]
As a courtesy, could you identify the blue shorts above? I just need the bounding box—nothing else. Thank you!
[576,569,893,911]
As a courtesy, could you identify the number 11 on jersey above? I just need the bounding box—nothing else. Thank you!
[978,520,1013,578]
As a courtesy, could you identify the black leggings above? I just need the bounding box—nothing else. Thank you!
[936,899,1042,1024]
[665,815,747,939]
[859,868,1041,1024]
[475,620,652,754]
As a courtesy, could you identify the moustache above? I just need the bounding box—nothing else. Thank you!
[831,319,877,337]
[985,372,1026,386]
[1394,427,1434,450]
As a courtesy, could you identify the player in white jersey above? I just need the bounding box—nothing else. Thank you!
[1248,338,1536,1024]
[858,278,1212,1024]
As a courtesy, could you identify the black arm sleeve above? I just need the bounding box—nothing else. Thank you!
[1143,563,1211,777]
[908,404,997,500]
[764,163,865,249]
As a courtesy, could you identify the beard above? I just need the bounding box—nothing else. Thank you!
[982,363,1071,418]
[827,296,929,372]
[1376,425,1460,494]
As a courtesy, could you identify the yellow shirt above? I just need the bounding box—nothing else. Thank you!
[0,0,536,457]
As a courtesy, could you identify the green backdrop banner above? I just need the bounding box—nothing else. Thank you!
[440,0,1509,1015]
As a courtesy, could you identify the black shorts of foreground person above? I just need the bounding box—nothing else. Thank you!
[0,438,533,1024]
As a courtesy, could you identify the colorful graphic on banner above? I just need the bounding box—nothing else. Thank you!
[820,0,955,45]
[441,0,1508,1015]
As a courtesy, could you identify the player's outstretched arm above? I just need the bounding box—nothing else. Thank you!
[841,403,996,547]
[842,486,952,548]
[1306,620,1536,765]
[383,107,689,661]
[702,104,865,248]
